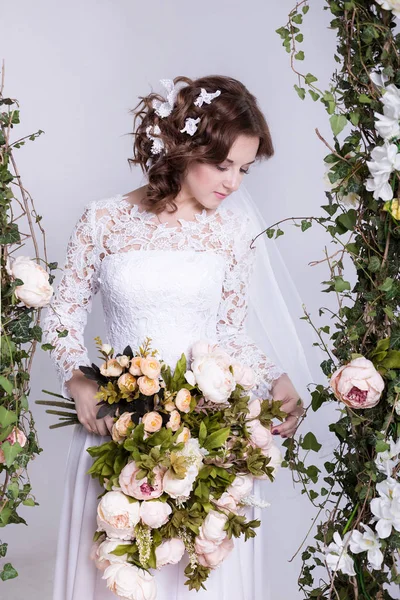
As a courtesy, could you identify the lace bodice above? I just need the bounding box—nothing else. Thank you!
[41,194,285,400]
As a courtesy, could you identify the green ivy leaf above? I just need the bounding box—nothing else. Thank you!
[0,562,18,581]
[0,406,17,428]
[330,114,347,137]
[301,432,322,452]
[0,375,13,395]
[1,441,23,467]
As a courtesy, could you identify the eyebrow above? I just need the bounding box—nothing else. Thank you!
[225,158,256,165]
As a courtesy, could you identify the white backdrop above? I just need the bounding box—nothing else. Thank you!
[1,1,345,598]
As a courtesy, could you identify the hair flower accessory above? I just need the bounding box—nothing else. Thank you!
[146,124,165,155]
[180,117,201,137]
[194,88,221,107]
[152,78,178,118]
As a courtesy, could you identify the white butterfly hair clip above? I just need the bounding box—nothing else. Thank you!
[152,78,178,118]
[180,87,221,137]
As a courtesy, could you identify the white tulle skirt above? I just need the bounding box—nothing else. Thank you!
[53,423,271,600]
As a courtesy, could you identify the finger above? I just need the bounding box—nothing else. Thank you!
[279,397,301,414]
[272,415,301,436]
[96,420,108,437]
[104,416,114,435]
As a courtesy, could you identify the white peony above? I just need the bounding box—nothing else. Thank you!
[258,443,283,478]
[192,352,236,404]
[199,510,228,544]
[102,562,157,600]
[325,531,356,576]
[97,538,131,566]
[369,67,390,89]
[6,255,53,308]
[162,465,198,499]
[370,477,400,538]
[349,523,384,570]
[139,500,172,529]
[155,538,185,568]
[97,491,140,540]
[227,474,254,502]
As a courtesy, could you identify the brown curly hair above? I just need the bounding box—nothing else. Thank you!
[128,75,274,214]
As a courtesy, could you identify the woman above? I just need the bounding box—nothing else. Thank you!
[42,74,305,600]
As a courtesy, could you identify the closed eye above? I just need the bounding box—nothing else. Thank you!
[216,166,250,175]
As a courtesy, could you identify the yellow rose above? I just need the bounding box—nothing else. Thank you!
[142,411,163,433]
[140,356,161,379]
[166,410,181,432]
[129,356,143,376]
[117,373,137,392]
[175,388,192,413]
[100,359,123,377]
[137,375,160,396]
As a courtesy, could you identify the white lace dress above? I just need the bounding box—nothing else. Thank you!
[41,194,286,600]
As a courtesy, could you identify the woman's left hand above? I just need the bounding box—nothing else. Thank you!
[269,373,305,438]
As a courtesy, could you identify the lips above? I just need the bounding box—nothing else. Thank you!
[214,192,227,198]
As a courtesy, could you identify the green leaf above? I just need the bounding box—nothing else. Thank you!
[380,350,400,369]
[294,85,306,100]
[0,562,18,581]
[295,51,305,61]
[333,276,351,292]
[379,277,393,292]
[203,427,230,451]
[1,441,23,467]
[349,112,360,126]
[305,73,318,85]
[358,94,372,104]
[330,114,347,137]
[368,256,381,273]
[0,376,13,394]
[301,220,312,232]
[199,421,207,446]
[0,406,17,428]
[376,440,390,453]
[301,432,322,452]
[336,209,357,231]
[22,498,36,506]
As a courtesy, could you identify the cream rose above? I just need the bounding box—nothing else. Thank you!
[96,491,140,540]
[112,412,134,443]
[176,426,191,444]
[100,359,124,377]
[117,373,137,393]
[192,353,236,404]
[166,409,181,432]
[137,375,160,396]
[6,255,53,308]
[139,500,172,528]
[330,356,385,409]
[175,388,192,413]
[142,411,163,433]
[119,462,164,500]
[231,363,257,390]
[164,400,176,412]
[155,538,185,568]
[116,354,130,368]
[247,419,273,451]
[129,356,143,376]
[140,357,161,379]
[102,563,157,600]
[247,397,261,418]
[101,344,113,356]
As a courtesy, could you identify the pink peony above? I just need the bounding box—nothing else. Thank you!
[330,357,385,409]
[247,419,273,451]
[139,500,172,529]
[196,535,234,568]
[119,462,164,500]
[155,538,185,568]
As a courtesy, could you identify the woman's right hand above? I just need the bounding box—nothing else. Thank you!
[66,370,114,437]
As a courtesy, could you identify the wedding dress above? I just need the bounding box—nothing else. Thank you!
[41,193,287,600]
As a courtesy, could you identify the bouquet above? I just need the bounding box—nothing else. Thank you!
[37,336,287,599]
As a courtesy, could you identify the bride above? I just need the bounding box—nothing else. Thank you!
[42,74,306,600]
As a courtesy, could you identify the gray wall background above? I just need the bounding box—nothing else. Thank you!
[1,1,347,598]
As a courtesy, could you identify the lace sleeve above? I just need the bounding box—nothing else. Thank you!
[41,201,99,399]
[216,213,286,398]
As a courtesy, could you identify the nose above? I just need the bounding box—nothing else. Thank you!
[223,170,242,193]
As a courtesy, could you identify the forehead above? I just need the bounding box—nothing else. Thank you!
[226,134,259,161]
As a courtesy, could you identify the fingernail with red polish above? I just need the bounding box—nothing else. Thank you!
[272,429,279,435]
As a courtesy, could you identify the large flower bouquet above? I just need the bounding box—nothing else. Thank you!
[39,336,287,599]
